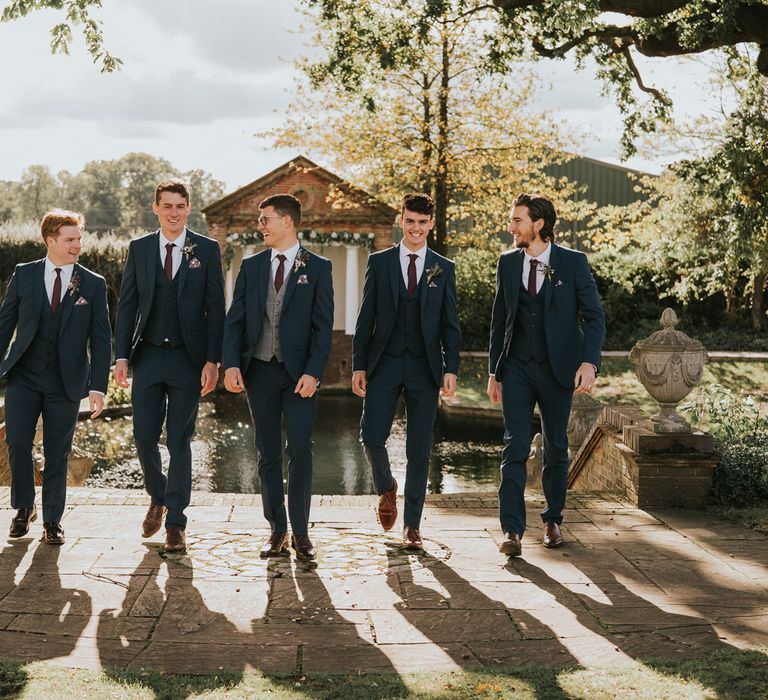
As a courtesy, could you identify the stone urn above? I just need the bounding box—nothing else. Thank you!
[628,308,708,433]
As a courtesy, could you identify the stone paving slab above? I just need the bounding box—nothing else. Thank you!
[0,487,767,675]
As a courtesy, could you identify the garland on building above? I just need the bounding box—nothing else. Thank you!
[223,230,377,269]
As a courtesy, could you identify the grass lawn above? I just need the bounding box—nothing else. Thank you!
[455,355,768,419]
[2,648,768,699]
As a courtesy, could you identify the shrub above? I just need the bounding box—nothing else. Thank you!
[454,247,499,351]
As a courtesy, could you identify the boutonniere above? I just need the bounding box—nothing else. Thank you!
[182,241,197,258]
[425,263,443,287]
[67,271,81,297]
[293,248,310,274]
[538,263,556,283]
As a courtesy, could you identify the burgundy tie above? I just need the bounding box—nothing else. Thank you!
[51,268,62,312]
[407,253,418,294]
[164,243,174,282]
[274,254,287,292]
[527,259,539,299]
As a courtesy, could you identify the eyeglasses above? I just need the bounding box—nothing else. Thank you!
[258,215,282,226]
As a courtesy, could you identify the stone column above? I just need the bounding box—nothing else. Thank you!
[345,245,359,335]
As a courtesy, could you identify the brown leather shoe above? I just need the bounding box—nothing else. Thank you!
[291,534,316,562]
[543,522,564,548]
[402,526,423,552]
[260,532,290,558]
[9,506,37,538]
[163,526,186,554]
[499,532,522,557]
[41,522,65,546]
[376,478,398,531]
[142,504,166,538]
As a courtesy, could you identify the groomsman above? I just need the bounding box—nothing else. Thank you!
[223,194,333,562]
[114,179,225,554]
[487,194,605,558]
[352,193,460,551]
[0,209,111,544]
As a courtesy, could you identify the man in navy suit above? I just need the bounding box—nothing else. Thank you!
[352,193,461,551]
[114,179,225,554]
[488,194,605,558]
[223,194,333,562]
[0,209,111,544]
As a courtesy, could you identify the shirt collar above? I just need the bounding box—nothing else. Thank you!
[159,228,187,250]
[399,242,427,260]
[271,241,301,262]
[45,257,75,275]
[524,241,551,266]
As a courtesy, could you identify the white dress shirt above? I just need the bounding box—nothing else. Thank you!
[44,258,74,306]
[271,241,301,283]
[159,229,187,278]
[521,242,552,295]
[399,242,427,288]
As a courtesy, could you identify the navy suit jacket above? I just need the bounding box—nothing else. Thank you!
[114,229,225,370]
[352,245,461,386]
[222,248,334,382]
[489,243,605,388]
[0,259,111,402]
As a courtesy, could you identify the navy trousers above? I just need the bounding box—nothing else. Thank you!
[5,368,79,523]
[131,343,201,530]
[360,351,439,528]
[499,355,573,538]
[244,358,316,536]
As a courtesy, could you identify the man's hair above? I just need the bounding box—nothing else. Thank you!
[155,178,190,204]
[402,192,434,217]
[259,193,302,226]
[40,209,85,243]
[514,193,557,242]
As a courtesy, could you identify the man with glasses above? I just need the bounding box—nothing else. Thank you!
[223,194,333,562]
[114,179,225,554]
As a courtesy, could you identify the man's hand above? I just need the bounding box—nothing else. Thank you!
[487,376,502,405]
[224,367,244,393]
[441,373,457,397]
[294,374,318,398]
[89,391,105,419]
[351,370,367,397]
[574,362,596,395]
[200,362,219,397]
[113,359,130,388]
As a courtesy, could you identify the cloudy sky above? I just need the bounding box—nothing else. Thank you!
[0,1,727,193]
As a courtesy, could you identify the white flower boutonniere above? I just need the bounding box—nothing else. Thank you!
[294,248,310,274]
[425,263,443,287]
[538,263,556,283]
[182,242,197,258]
[67,271,81,297]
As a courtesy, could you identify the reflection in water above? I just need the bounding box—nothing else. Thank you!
[79,393,502,495]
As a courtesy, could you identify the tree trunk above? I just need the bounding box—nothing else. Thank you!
[430,31,450,256]
[751,271,766,330]
[419,72,433,194]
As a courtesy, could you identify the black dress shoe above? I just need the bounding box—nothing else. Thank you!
[291,534,316,562]
[260,532,290,558]
[41,522,65,546]
[499,531,522,557]
[9,506,37,538]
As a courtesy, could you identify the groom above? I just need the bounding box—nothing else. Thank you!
[487,193,605,558]
[114,179,225,554]
[352,193,460,551]
[0,209,111,544]
[223,193,333,562]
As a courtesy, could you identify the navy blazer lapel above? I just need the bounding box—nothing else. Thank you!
[58,264,79,332]
[31,259,46,323]
[177,230,192,299]
[257,250,271,312]
[544,244,559,313]
[420,248,435,318]
[509,250,523,316]
[146,231,160,308]
[281,248,306,312]
[389,245,400,309]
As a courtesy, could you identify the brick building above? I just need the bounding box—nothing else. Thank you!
[202,155,397,388]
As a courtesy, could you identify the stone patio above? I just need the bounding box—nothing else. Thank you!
[1,487,767,675]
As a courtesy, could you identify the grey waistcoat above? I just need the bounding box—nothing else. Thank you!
[253,271,290,362]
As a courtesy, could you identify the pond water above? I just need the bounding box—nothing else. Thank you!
[76,393,504,495]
